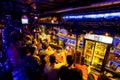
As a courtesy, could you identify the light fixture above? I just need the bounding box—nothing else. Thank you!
[104,32,109,36]
[63,12,120,20]
[34,16,38,19]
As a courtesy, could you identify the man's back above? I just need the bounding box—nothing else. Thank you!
[69,68,83,80]
[48,68,59,80]
[58,66,83,80]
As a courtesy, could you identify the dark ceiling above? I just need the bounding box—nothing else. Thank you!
[0,0,105,15]
[1,0,120,34]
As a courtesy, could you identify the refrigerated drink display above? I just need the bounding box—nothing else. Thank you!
[91,42,108,71]
[84,40,95,65]
[83,34,113,72]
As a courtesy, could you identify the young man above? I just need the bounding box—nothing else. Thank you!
[58,55,83,80]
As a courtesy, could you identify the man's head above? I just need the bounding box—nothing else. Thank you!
[50,54,56,64]
[29,46,38,55]
[66,55,75,67]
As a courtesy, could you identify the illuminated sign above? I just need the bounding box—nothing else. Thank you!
[21,15,28,24]
[84,34,113,44]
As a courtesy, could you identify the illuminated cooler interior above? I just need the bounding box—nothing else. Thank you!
[84,34,113,71]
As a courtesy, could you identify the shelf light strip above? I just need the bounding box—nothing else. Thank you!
[63,12,120,19]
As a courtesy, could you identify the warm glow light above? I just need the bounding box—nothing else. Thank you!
[57,53,60,55]
[34,16,38,19]
[53,17,57,21]
[105,32,109,36]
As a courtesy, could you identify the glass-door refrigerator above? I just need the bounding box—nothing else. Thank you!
[84,40,95,65]
[83,34,113,72]
[91,42,108,71]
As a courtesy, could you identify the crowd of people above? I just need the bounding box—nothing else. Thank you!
[4,34,83,80]
[0,26,111,80]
